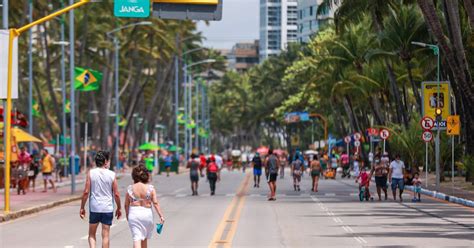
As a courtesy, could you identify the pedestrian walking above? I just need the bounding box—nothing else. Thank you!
[341,152,350,178]
[187,154,200,195]
[41,149,56,193]
[279,154,287,179]
[207,156,220,195]
[251,152,263,188]
[164,153,172,177]
[370,155,388,201]
[79,150,122,248]
[125,164,165,248]
[310,155,321,192]
[291,153,304,191]
[28,153,39,192]
[265,149,279,201]
[389,154,406,202]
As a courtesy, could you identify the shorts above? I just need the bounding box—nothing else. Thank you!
[253,168,262,176]
[414,186,421,193]
[190,174,199,182]
[267,173,278,183]
[391,178,405,191]
[311,170,320,177]
[375,176,387,188]
[89,212,113,225]
[42,172,53,181]
[165,164,171,168]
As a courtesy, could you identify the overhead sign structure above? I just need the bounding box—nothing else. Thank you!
[447,115,460,136]
[379,128,390,140]
[114,0,151,18]
[420,116,435,130]
[421,82,450,130]
[153,0,222,21]
[0,30,18,99]
[422,130,434,142]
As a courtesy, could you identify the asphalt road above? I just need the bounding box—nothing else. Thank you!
[1,168,473,247]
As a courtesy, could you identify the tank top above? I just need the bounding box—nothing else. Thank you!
[89,168,116,213]
[268,155,278,174]
[190,160,200,176]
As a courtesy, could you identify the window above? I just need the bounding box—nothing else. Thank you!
[310,6,313,16]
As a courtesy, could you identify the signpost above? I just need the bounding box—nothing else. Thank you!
[421,116,434,188]
[153,0,222,21]
[379,128,390,153]
[344,136,351,159]
[353,132,361,153]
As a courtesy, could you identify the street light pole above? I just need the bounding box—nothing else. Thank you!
[60,12,68,168]
[28,0,33,152]
[69,0,77,194]
[195,77,199,151]
[412,41,441,191]
[174,35,179,153]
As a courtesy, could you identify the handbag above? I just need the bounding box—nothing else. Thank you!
[156,223,163,234]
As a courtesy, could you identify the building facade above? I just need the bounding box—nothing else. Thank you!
[259,0,298,61]
[227,40,260,73]
[297,0,335,43]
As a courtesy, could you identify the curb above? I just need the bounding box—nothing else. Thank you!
[405,185,474,208]
[0,195,82,223]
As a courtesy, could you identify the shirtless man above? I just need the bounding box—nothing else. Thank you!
[310,155,322,192]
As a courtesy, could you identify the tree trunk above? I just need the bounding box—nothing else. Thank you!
[404,60,422,113]
[386,61,408,127]
[463,0,474,29]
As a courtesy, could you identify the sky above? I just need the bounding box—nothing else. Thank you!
[197,0,259,50]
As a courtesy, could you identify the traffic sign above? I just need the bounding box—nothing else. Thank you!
[447,115,460,136]
[354,132,362,141]
[344,136,351,144]
[380,128,390,140]
[114,0,150,18]
[354,141,361,147]
[421,82,450,130]
[367,128,379,136]
[0,30,19,99]
[153,0,223,21]
[422,130,433,142]
[420,116,435,130]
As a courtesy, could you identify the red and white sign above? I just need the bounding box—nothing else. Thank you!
[379,128,390,140]
[344,136,351,144]
[422,130,433,142]
[354,132,362,141]
[367,128,379,136]
[354,141,361,147]
[420,116,435,130]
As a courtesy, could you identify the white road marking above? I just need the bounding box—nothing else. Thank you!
[249,194,260,197]
[226,193,236,197]
[80,235,88,240]
[358,236,368,244]
[176,194,187,197]
[173,188,186,194]
[64,246,74,248]
[350,193,359,196]
[354,237,363,244]
[325,193,336,196]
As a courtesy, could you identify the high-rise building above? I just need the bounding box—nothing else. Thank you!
[259,0,298,61]
[297,0,335,43]
[227,40,260,73]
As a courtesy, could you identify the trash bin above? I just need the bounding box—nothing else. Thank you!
[69,155,80,175]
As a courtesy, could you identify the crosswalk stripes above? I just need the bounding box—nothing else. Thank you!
[158,192,371,198]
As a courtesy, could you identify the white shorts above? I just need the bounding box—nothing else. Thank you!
[43,173,53,180]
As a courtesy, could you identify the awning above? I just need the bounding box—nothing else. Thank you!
[12,127,42,143]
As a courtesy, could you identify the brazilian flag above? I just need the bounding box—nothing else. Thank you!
[118,116,127,127]
[177,113,186,125]
[32,100,40,117]
[198,127,209,138]
[64,100,71,114]
[186,119,196,129]
[74,67,102,91]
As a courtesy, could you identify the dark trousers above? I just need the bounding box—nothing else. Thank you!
[208,172,217,193]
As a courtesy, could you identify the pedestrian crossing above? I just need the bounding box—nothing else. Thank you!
[155,192,413,198]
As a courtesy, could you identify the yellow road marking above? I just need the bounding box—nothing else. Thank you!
[209,172,251,248]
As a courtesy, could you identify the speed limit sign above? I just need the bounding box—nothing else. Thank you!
[379,128,390,140]
[354,141,361,147]
[344,136,351,144]
[422,130,433,142]
[354,132,362,141]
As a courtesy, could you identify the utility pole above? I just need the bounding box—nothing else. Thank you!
[174,35,179,151]
[59,4,68,169]
[28,0,33,152]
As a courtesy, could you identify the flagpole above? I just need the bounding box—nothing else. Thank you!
[69,0,76,194]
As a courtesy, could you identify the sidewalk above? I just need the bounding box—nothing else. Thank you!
[0,175,86,222]
[422,173,474,201]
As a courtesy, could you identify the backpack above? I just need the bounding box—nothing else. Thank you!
[208,162,218,173]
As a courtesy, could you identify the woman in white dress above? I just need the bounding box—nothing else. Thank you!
[125,165,165,248]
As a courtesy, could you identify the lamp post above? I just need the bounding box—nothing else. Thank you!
[183,59,216,158]
[412,41,441,191]
[106,21,151,170]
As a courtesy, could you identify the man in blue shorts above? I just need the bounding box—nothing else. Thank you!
[389,154,406,202]
[251,153,263,188]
